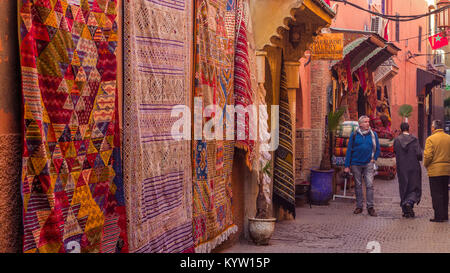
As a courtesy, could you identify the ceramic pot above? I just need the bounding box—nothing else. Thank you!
[248,217,276,245]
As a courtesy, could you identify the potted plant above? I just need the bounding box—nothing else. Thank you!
[398,104,413,123]
[310,107,346,205]
[248,160,276,245]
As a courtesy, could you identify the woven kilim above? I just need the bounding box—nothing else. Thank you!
[19,0,127,253]
[193,0,237,253]
[123,0,194,253]
[273,61,295,218]
[234,3,254,169]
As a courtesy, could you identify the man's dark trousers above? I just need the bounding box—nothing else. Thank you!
[429,176,450,220]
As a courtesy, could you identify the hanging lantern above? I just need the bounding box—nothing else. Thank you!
[437,0,450,31]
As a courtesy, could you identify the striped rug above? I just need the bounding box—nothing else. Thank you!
[273,60,296,218]
[123,0,194,253]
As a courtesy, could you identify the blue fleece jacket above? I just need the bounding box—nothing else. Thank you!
[344,130,381,167]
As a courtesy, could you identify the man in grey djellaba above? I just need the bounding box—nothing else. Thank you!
[393,122,422,218]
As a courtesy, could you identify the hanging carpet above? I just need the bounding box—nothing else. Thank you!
[234,2,255,169]
[19,0,127,253]
[123,0,194,253]
[193,0,238,253]
[273,59,295,218]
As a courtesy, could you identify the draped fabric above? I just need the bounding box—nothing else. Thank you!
[19,0,127,252]
[273,60,295,218]
[192,0,237,253]
[234,2,255,169]
[123,0,194,253]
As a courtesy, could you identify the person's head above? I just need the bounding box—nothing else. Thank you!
[358,115,370,131]
[431,120,443,131]
[400,122,409,132]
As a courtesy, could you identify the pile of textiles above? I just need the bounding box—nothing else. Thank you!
[371,115,394,139]
[333,122,358,167]
[336,121,359,138]
[376,138,397,179]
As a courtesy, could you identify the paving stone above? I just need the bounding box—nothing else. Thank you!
[221,165,450,253]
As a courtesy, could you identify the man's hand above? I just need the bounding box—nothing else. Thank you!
[344,167,350,173]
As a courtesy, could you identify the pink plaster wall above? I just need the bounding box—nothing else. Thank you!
[385,0,428,136]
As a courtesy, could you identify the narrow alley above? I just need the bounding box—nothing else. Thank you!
[222,165,450,253]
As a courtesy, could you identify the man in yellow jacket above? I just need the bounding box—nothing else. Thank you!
[424,120,450,222]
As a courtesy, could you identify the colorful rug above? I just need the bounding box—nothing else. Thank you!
[334,147,348,157]
[273,60,295,218]
[381,145,394,153]
[234,2,255,169]
[19,0,127,253]
[336,121,358,138]
[332,156,346,167]
[335,137,349,148]
[123,0,194,253]
[376,157,396,167]
[379,138,394,147]
[193,0,237,253]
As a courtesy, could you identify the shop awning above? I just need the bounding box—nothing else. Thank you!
[329,29,400,72]
[416,68,443,97]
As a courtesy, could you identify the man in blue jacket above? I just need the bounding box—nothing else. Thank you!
[344,115,381,216]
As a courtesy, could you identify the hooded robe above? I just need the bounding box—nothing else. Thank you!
[393,133,423,207]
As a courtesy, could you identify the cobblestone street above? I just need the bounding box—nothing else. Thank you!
[222,165,450,253]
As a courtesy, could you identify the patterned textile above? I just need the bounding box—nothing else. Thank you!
[381,145,394,153]
[273,61,295,218]
[376,166,396,179]
[336,121,358,138]
[371,117,382,128]
[379,138,394,147]
[366,70,377,116]
[347,88,358,121]
[234,3,255,169]
[376,157,396,167]
[381,151,395,158]
[378,166,397,173]
[335,137,349,148]
[334,147,348,157]
[374,128,394,139]
[19,0,127,252]
[193,0,237,253]
[332,156,346,166]
[123,0,194,253]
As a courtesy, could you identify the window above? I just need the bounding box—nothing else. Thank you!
[395,13,400,41]
[418,26,422,52]
[434,49,445,65]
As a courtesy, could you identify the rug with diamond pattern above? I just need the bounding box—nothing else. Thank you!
[19,0,127,253]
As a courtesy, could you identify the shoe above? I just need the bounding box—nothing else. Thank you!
[430,218,448,222]
[368,207,377,217]
[405,204,415,218]
[353,208,363,214]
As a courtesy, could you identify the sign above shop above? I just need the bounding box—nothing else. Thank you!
[310,33,344,60]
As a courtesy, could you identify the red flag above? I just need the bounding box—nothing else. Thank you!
[384,20,389,41]
[429,32,449,50]
[324,0,331,5]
